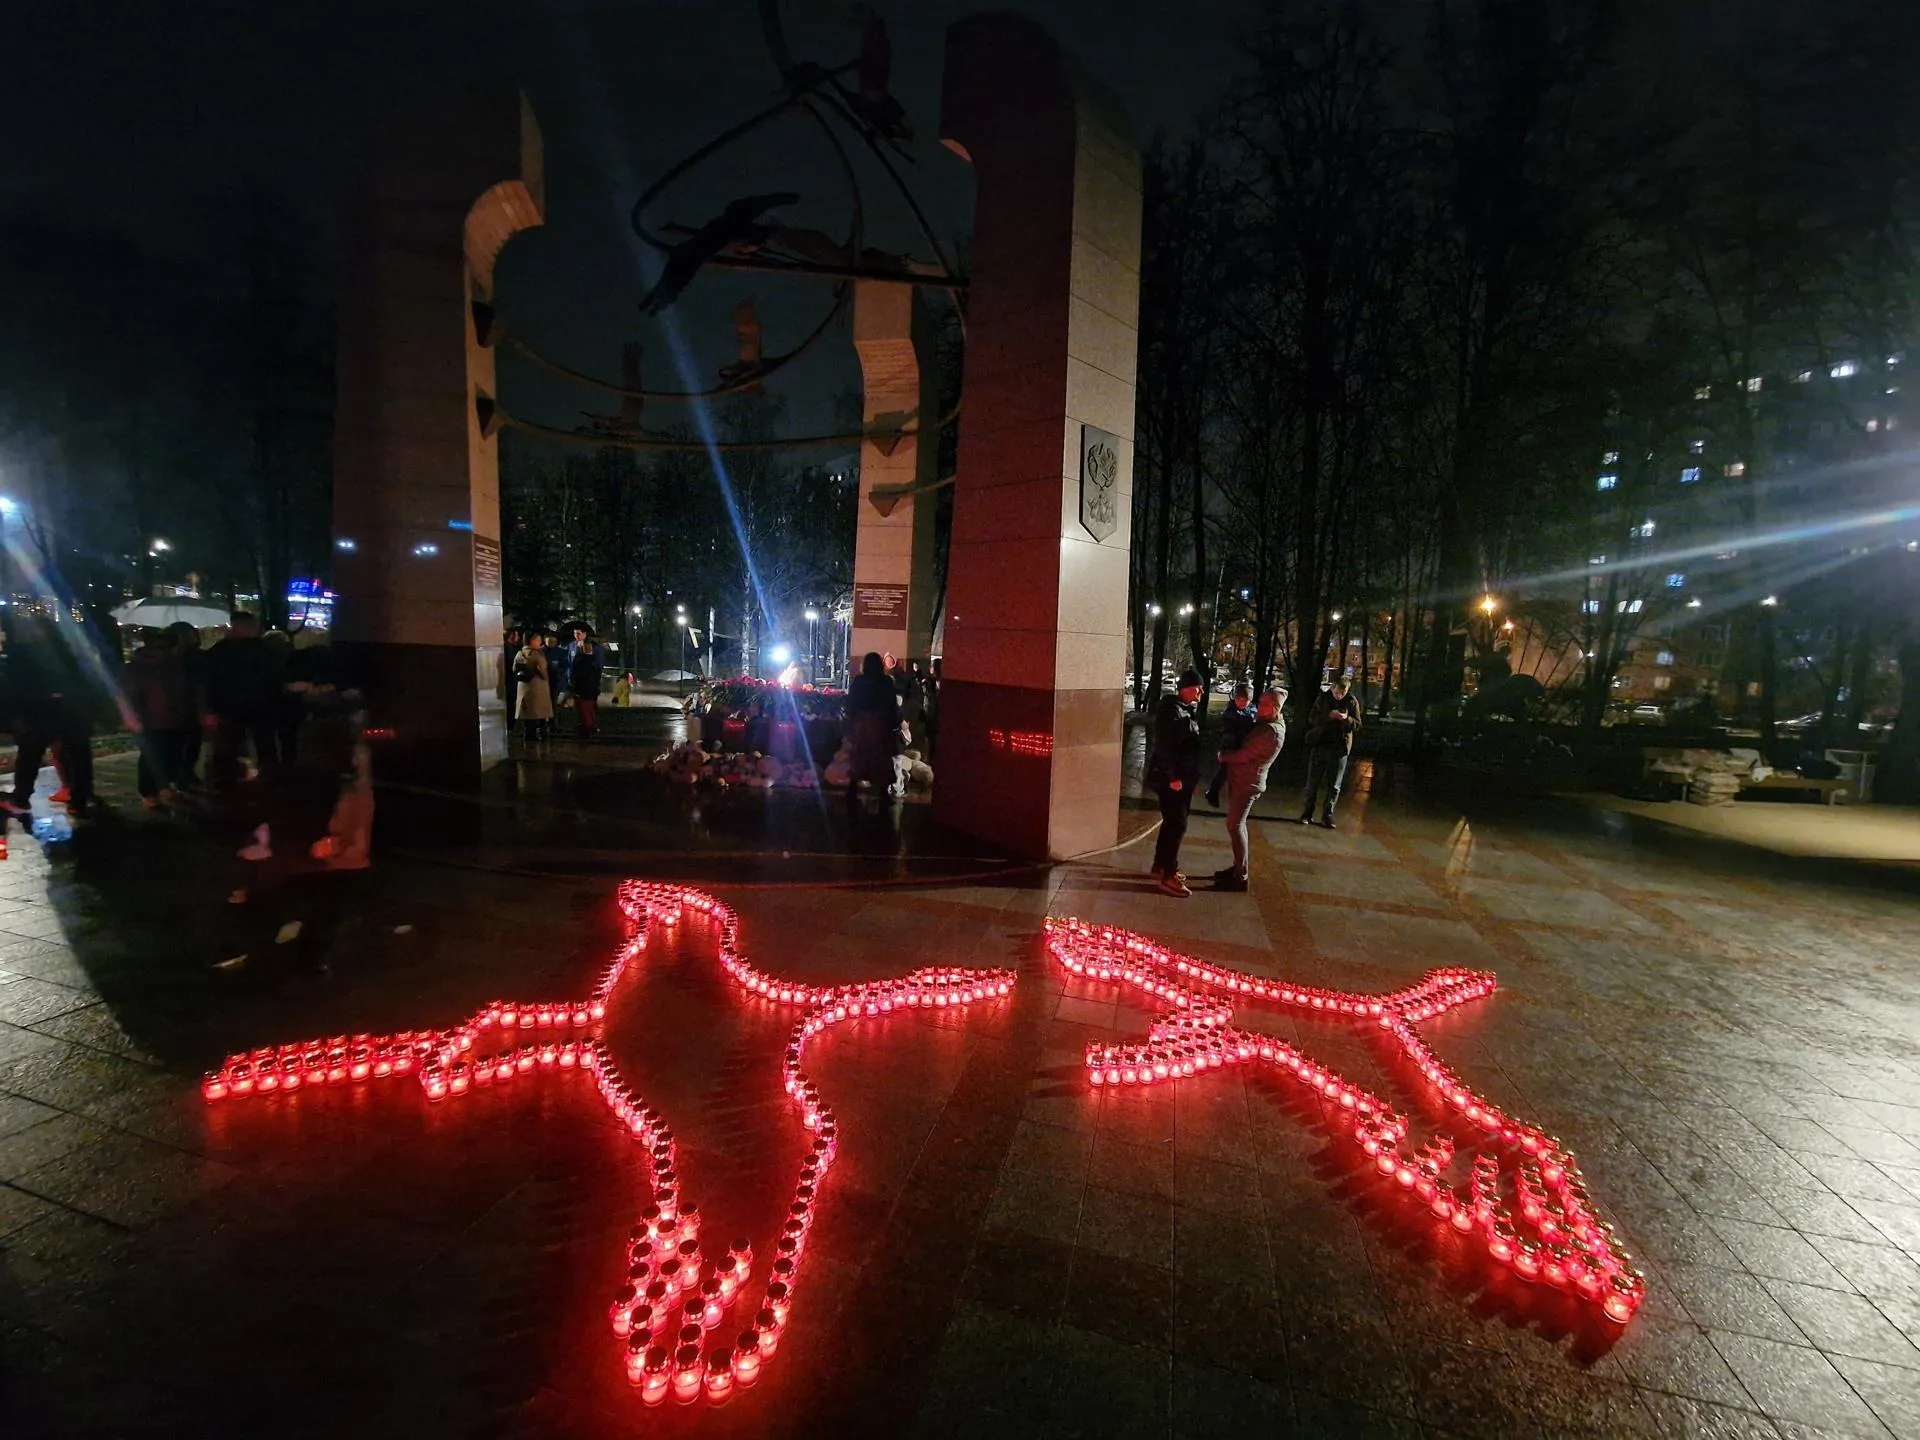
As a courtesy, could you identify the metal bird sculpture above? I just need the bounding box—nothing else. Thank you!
[637,193,802,316]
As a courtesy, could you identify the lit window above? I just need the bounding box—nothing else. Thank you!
[1693,384,1712,400]
[1582,599,1601,614]
[1666,573,1686,588]
[1745,376,1763,392]
[1652,675,1672,691]
[1616,599,1644,614]
[1603,450,1620,463]
[1831,361,1859,378]
[1589,554,1607,566]
[1686,598,1703,609]
[1681,466,1701,483]
[1636,520,1656,538]
[1793,370,1812,383]
[1597,474,1617,491]
[1867,418,1880,432]
[1656,650,1675,666]
[1688,439,1705,454]
[1723,461,1746,477]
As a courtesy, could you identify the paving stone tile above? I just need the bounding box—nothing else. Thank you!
[1760,1278,1920,1369]
[1830,1354,1920,1439]
[1710,1218,1860,1289]
[1709,1332,1893,1436]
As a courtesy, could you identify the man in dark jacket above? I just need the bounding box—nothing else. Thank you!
[1146,670,1204,896]
[1298,678,1362,828]
[567,625,604,741]
[204,612,283,788]
[3,619,98,821]
[1204,684,1257,807]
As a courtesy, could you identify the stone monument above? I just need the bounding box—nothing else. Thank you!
[331,90,544,776]
[933,15,1142,860]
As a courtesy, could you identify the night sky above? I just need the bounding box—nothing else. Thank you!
[5,0,1260,435]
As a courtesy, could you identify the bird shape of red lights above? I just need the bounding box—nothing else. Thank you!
[1044,917,1645,1326]
[200,882,1014,1406]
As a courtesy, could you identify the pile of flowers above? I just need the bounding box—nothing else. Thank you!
[690,677,846,723]
[650,745,822,790]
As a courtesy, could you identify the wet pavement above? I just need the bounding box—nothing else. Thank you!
[2,735,1919,1438]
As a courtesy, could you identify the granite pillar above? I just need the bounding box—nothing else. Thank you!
[933,16,1141,860]
[331,90,543,778]
[850,281,940,664]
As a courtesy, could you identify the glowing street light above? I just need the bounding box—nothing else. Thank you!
[1479,594,1499,616]
[770,644,792,666]
[1761,595,1779,607]
[1330,611,1343,622]
[1146,603,1162,617]
[0,497,16,517]
[1179,603,1195,617]
[149,537,171,555]
[803,609,820,683]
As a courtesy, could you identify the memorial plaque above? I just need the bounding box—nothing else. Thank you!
[854,583,909,627]
[473,534,502,605]
[1079,425,1120,542]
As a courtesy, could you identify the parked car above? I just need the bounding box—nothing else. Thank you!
[1628,703,1665,724]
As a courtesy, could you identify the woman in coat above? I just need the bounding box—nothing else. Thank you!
[514,633,554,741]
[844,651,903,798]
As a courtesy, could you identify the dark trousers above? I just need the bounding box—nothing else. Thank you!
[11,718,93,811]
[137,730,192,797]
[213,713,278,789]
[1152,780,1194,874]
[1301,750,1349,822]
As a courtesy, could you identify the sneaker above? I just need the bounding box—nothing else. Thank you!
[1295,814,1312,825]
[1157,873,1192,898]
[49,788,70,805]
[1318,818,1337,830]
[1215,874,1248,892]
[1211,866,1237,883]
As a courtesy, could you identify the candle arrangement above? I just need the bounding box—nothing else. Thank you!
[199,882,1014,1403]
[1043,916,1644,1326]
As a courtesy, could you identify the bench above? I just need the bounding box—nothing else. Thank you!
[1740,773,1853,806]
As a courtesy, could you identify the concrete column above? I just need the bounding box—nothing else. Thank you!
[331,91,543,777]
[932,16,1141,860]
[849,281,940,664]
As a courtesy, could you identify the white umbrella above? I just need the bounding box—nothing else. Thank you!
[111,600,233,630]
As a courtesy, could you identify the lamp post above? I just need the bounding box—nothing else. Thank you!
[804,608,819,684]
[676,613,688,695]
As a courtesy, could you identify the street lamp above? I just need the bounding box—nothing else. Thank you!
[1146,602,1162,617]
[804,608,820,683]
[149,537,170,555]
[1479,594,1498,616]
[1179,603,1195,616]
[675,613,689,694]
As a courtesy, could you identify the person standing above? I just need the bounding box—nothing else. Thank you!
[1204,684,1257,808]
[125,628,190,808]
[501,627,522,725]
[1146,670,1203,896]
[169,623,208,787]
[204,612,282,788]
[545,628,570,719]
[514,633,553,741]
[3,618,98,823]
[845,651,903,798]
[1212,687,1286,891]
[1298,678,1362,828]
[923,657,941,762]
[566,625,604,741]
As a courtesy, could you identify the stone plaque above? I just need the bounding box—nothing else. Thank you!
[473,534,502,605]
[854,583,909,627]
[1079,425,1120,542]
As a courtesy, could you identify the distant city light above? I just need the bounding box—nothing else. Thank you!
[1761,595,1778,607]
[804,608,820,622]
[411,542,439,558]
[149,537,170,555]
[335,537,358,552]
[1687,598,1703,608]
[769,644,792,665]
[0,497,16,517]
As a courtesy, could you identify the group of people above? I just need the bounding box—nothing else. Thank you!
[505,625,607,743]
[842,651,939,799]
[1147,673,1361,898]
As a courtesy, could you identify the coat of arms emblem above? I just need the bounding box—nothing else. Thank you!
[1080,425,1120,542]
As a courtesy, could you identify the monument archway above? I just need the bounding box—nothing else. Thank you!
[330,19,1140,861]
